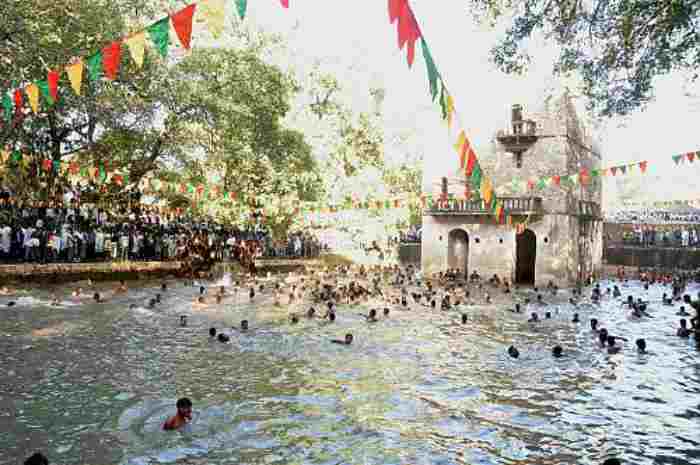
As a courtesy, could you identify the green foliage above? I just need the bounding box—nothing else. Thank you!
[470,0,700,117]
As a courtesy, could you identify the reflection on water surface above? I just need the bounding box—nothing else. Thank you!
[1,278,698,465]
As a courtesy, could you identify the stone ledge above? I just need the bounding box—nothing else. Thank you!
[0,261,183,277]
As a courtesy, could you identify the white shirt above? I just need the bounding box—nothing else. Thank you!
[0,226,11,252]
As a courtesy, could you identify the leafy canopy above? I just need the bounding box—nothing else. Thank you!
[469,0,700,117]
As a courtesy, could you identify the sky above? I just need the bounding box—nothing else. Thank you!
[194,0,700,205]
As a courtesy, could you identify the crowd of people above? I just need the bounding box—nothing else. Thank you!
[606,209,700,224]
[609,224,700,247]
[0,200,324,269]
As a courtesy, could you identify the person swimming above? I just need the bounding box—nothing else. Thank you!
[528,312,539,323]
[331,333,353,345]
[383,308,390,317]
[290,314,299,324]
[662,293,673,305]
[636,338,647,354]
[306,307,316,318]
[590,318,599,332]
[163,397,193,431]
[461,313,468,324]
[147,298,157,309]
[572,313,580,323]
[72,287,82,298]
[507,346,519,358]
[217,333,230,343]
[180,315,187,327]
[249,287,255,300]
[161,283,168,292]
[606,335,621,354]
[552,345,563,358]
[7,301,16,307]
[612,286,621,298]
[509,303,521,313]
[209,327,216,337]
[155,293,162,303]
[199,286,206,295]
[677,319,693,337]
[93,292,102,303]
[677,306,690,316]
[364,309,378,322]
[545,311,552,319]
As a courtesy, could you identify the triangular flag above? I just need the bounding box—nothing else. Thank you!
[439,83,448,120]
[619,165,626,174]
[446,94,455,128]
[86,52,103,81]
[281,0,289,7]
[36,80,54,106]
[465,147,477,176]
[236,0,248,19]
[47,70,60,101]
[687,152,695,162]
[480,177,493,204]
[65,61,84,95]
[2,92,12,122]
[454,131,467,168]
[610,166,617,176]
[536,178,546,190]
[148,18,171,57]
[672,154,682,165]
[552,175,560,186]
[13,89,23,113]
[201,0,225,38]
[125,32,146,68]
[527,180,535,191]
[25,84,39,114]
[421,38,439,101]
[470,162,482,189]
[171,4,197,50]
[102,41,122,80]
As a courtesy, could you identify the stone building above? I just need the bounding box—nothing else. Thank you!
[421,90,603,286]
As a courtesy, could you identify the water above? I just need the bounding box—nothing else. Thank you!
[1,277,699,465]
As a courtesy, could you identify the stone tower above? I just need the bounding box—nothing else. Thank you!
[421,89,603,286]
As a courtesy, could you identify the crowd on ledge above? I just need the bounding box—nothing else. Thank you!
[0,200,324,267]
[609,224,700,248]
[606,209,700,224]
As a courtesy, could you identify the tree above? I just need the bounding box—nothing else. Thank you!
[469,0,700,117]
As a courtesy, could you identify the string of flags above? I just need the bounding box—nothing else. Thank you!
[0,0,289,119]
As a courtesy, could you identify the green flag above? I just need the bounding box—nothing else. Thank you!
[470,163,482,190]
[236,0,247,19]
[11,150,22,163]
[87,52,102,81]
[2,92,12,121]
[536,178,546,190]
[421,38,439,101]
[439,83,448,120]
[148,18,171,58]
[37,80,54,105]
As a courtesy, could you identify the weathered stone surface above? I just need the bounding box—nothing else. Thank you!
[422,90,603,285]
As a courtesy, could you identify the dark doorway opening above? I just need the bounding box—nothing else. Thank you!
[516,229,536,285]
[447,229,469,277]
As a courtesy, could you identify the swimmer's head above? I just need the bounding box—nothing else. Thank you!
[176,397,193,419]
[383,308,390,316]
[148,299,156,308]
[345,333,353,345]
[290,315,299,324]
[7,301,15,307]
[23,452,49,465]
[508,345,519,358]
[545,311,551,319]
[552,345,563,358]
[209,327,216,337]
[590,318,598,330]
[369,309,377,318]
[199,286,206,295]
[197,296,205,304]
[636,338,646,352]
[241,320,249,331]
[461,314,468,324]
[180,315,187,327]
[217,333,229,343]
[161,283,167,291]
[572,313,580,323]
[329,312,336,322]
[93,292,101,302]
[155,293,161,303]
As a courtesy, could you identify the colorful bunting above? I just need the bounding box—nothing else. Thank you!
[236,0,248,19]
[171,4,197,50]
[201,0,226,38]
[125,32,147,68]
[86,52,103,82]
[148,18,171,58]
[421,39,439,101]
[25,84,40,114]
[47,70,60,101]
[389,0,422,67]
[65,61,84,95]
[102,41,122,80]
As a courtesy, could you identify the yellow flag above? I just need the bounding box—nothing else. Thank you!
[446,95,455,128]
[201,0,226,38]
[0,149,9,163]
[480,177,493,205]
[125,32,147,68]
[453,130,466,153]
[65,61,84,96]
[25,84,40,114]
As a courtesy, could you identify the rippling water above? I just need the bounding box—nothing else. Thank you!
[1,276,698,465]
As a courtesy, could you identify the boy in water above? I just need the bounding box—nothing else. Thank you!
[163,397,193,430]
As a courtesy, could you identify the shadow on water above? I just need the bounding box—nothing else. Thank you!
[0,276,699,465]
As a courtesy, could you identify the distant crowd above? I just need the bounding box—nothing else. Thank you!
[606,209,700,224]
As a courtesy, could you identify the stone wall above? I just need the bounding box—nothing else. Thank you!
[421,213,600,285]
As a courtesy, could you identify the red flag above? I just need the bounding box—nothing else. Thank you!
[47,70,60,101]
[552,175,561,186]
[280,0,289,7]
[527,180,535,191]
[389,0,422,66]
[102,41,122,80]
[465,148,477,176]
[638,161,647,173]
[389,0,401,23]
[13,89,23,112]
[687,152,695,162]
[579,169,589,184]
[42,159,52,171]
[171,4,197,50]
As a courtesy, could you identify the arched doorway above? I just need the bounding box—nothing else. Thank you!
[448,229,469,277]
[516,229,536,285]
